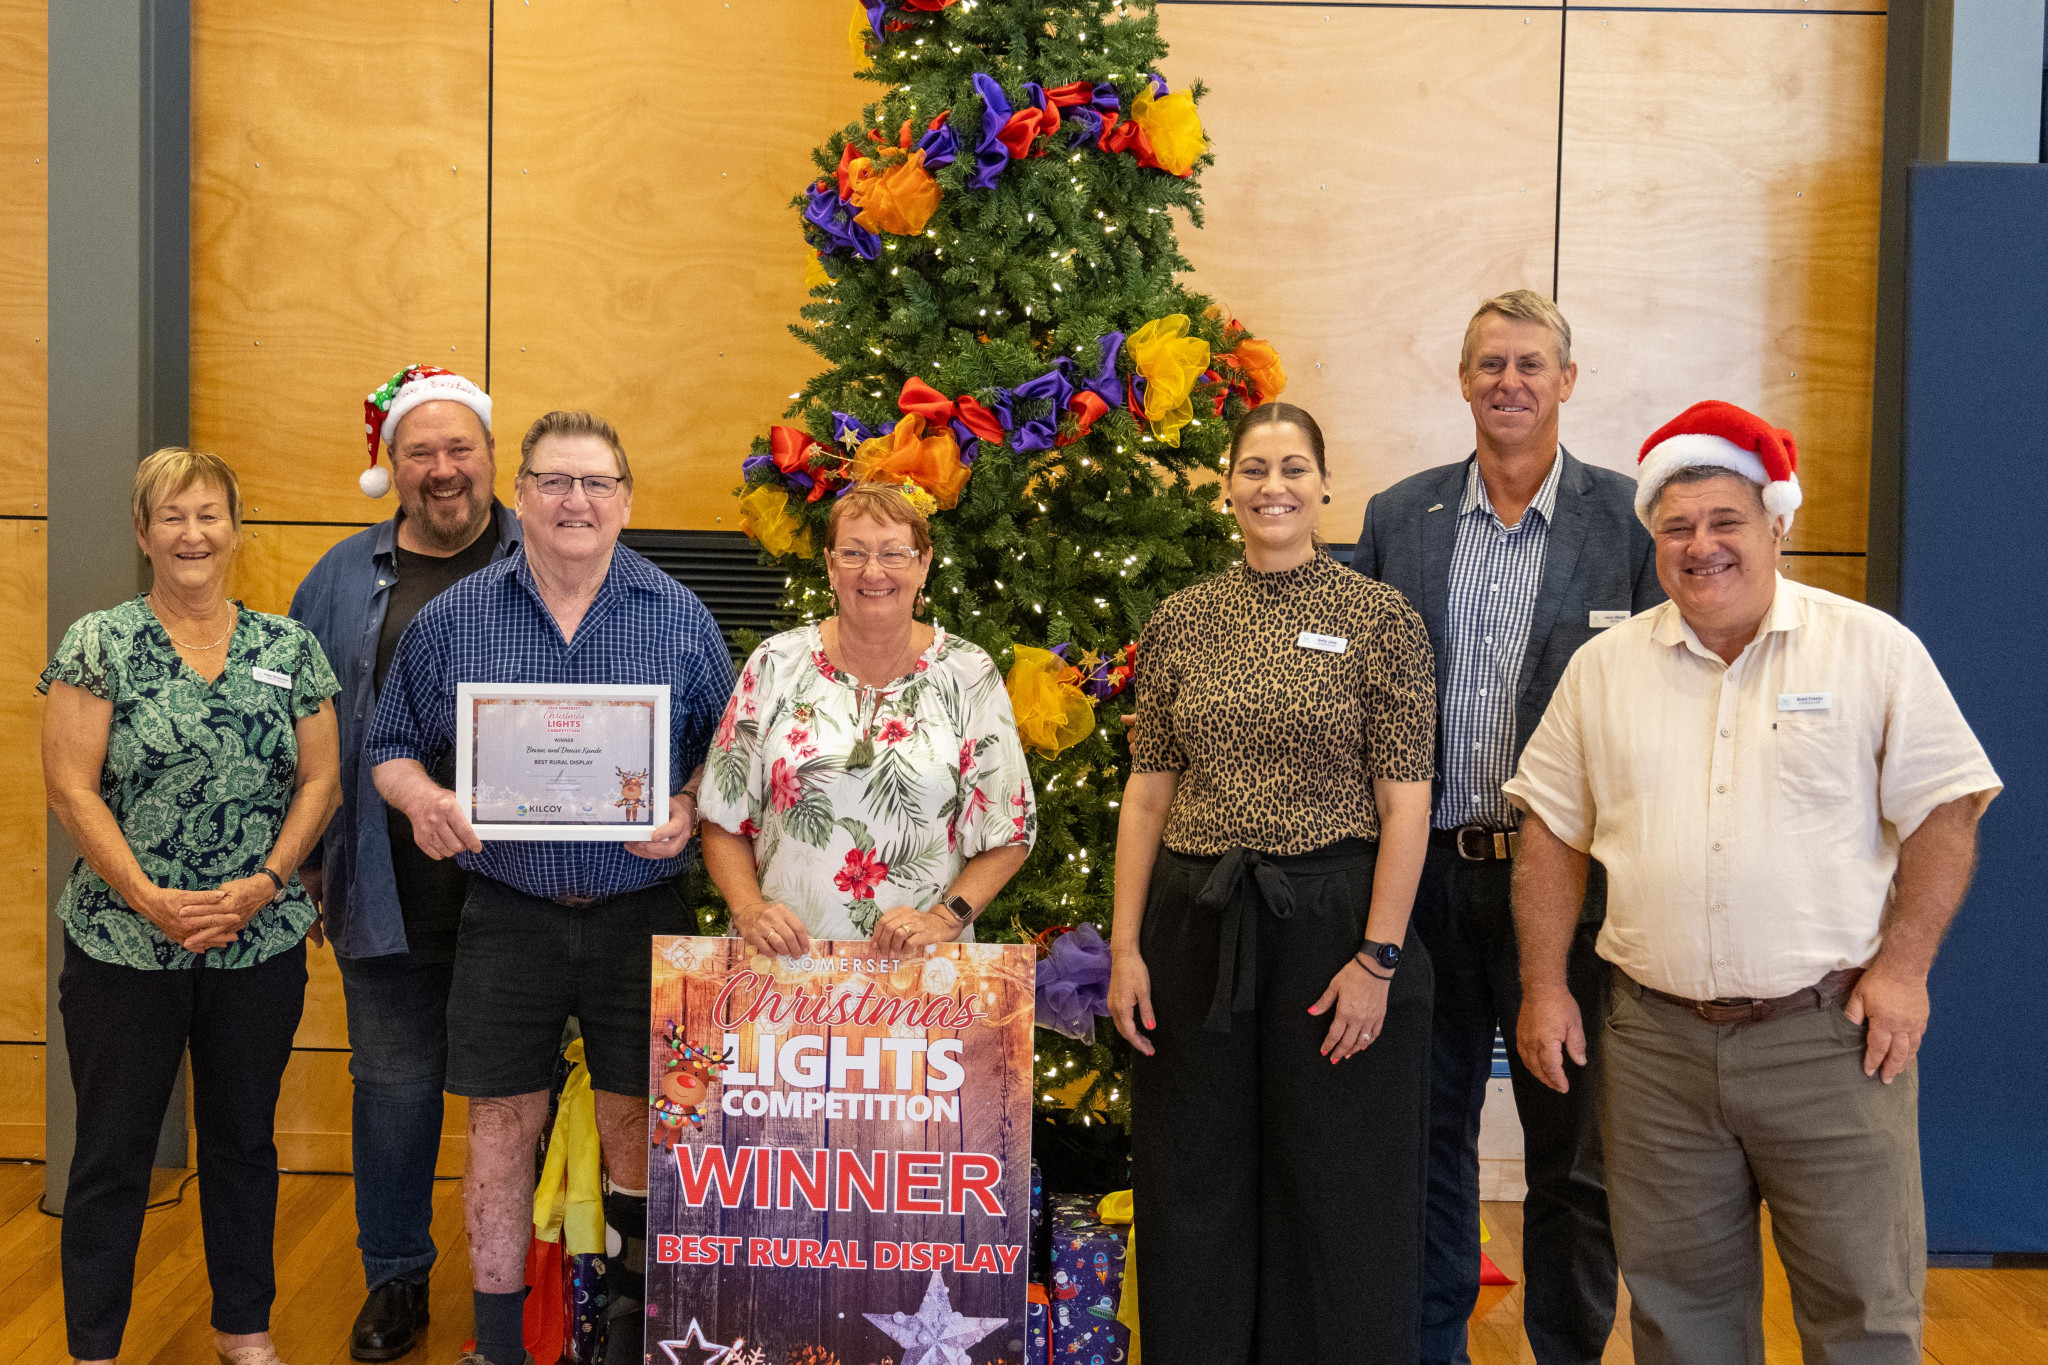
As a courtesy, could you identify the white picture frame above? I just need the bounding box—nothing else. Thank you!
[454,682,671,842]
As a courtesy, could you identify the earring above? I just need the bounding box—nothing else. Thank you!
[1322,494,1331,504]
[914,590,928,618]
[1224,499,1233,509]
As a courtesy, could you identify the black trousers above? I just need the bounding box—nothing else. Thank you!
[57,934,307,1359]
[1132,839,1433,1365]
[1409,846,1616,1365]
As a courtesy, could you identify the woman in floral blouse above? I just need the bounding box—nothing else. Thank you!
[41,448,341,1365]
[701,484,1035,954]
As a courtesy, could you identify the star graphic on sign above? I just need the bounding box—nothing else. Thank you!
[862,1270,1009,1365]
[657,1319,742,1365]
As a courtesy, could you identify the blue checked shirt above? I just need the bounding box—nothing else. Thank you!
[365,544,735,899]
[1436,456,1562,830]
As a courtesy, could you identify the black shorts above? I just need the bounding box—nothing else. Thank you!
[445,874,698,1099]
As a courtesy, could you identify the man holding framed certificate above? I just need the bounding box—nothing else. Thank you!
[366,410,733,1365]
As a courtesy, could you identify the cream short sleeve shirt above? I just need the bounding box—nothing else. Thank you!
[1502,575,2001,1000]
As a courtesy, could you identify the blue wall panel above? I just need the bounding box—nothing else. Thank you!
[1902,161,2048,1254]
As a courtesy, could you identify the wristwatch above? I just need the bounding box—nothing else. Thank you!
[259,867,287,902]
[940,893,979,926]
[1358,938,1402,972]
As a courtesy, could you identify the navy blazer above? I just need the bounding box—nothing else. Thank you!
[1353,448,1664,788]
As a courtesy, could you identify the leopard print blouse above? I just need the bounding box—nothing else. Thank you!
[1133,549,1437,855]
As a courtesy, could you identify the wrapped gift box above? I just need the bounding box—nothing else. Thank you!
[1026,1281,1051,1365]
[1030,1161,1046,1280]
[1047,1199,1129,1361]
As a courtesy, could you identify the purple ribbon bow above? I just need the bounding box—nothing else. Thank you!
[1034,923,1113,1040]
[804,185,881,261]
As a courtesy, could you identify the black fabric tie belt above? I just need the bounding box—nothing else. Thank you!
[1198,846,1298,1034]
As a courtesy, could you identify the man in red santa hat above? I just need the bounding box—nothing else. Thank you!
[1502,400,2001,1363]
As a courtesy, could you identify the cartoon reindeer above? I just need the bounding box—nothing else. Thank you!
[615,767,650,822]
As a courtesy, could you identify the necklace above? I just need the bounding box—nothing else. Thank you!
[150,594,236,651]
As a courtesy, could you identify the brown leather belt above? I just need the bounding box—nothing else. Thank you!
[1630,966,1864,1026]
[552,893,609,908]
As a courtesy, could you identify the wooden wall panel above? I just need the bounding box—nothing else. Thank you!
[488,0,867,529]
[0,522,45,1044]
[1158,7,1563,540]
[1553,10,1885,558]
[1782,554,1867,601]
[0,1045,44,1158]
[0,0,46,517]
[226,522,363,617]
[190,0,489,526]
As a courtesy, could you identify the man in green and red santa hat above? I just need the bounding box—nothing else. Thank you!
[290,364,521,1360]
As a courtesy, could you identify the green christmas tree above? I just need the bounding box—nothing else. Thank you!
[733,0,1289,1124]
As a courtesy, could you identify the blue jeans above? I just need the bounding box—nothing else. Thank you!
[336,949,455,1290]
[1410,846,1617,1365]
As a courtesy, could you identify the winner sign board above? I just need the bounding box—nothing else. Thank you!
[648,937,1034,1365]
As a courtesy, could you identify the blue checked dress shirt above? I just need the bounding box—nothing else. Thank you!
[1435,456,1562,831]
[365,544,735,900]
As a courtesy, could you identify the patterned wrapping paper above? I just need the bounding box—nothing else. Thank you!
[1026,1281,1052,1365]
[1030,1161,1046,1281]
[1046,1198,1129,1361]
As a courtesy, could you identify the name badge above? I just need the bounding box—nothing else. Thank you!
[252,666,293,689]
[1588,610,1630,629]
[1778,692,1831,712]
[1297,631,1347,654]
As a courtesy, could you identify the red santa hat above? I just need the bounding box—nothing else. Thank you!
[358,365,492,497]
[1634,400,1801,533]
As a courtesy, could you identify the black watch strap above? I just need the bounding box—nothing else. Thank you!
[1358,938,1401,972]
[259,866,287,899]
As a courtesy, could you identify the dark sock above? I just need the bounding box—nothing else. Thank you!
[473,1287,526,1365]
[603,1189,648,1307]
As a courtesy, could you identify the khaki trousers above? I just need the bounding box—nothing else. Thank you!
[1601,973,1925,1365]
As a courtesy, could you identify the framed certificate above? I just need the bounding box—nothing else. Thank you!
[455,682,670,841]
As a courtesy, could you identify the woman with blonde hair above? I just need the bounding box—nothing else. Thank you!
[42,447,341,1365]
[700,482,1035,954]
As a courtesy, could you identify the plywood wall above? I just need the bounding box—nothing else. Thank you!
[0,0,47,1160]
[0,0,1881,1159]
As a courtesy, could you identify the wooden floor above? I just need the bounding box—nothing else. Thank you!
[1,1162,2043,1363]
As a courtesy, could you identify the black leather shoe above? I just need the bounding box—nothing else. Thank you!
[350,1277,430,1361]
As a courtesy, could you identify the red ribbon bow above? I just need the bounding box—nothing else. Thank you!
[898,377,1007,445]
[770,425,842,502]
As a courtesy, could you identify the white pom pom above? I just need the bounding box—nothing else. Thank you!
[359,464,392,498]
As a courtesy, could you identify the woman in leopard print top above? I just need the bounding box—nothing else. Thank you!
[1111,402,1438,1364]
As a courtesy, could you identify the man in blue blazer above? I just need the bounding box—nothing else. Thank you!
[1353,291,1662,1365]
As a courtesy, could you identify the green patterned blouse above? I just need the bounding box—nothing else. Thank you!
[39,597,341,970]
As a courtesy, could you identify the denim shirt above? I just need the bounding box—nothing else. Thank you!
[289,503,522,959]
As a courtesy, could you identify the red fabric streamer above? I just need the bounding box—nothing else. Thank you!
[1055,391,1110,447]
[769,424,819,474]
[998,96,1061,160]
[898,377,1006,445]
[835,141,865,199]
[1042,81,1100,109]
[522,1235,567,1364]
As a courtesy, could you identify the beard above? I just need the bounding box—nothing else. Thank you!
[402,476,493,552]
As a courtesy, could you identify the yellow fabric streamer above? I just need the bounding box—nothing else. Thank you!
[803,250,833,296]
[532,1039,604,1255]
[847,5,872,68]
[1131,85,1207,177]
[1098,1190,1141,1364]
[851,414,969,509]
[894,479,939,518]
[848,149,942,237]
[1127,315,1212,448]
[737,483,814,558]
[1005,645,1095,759]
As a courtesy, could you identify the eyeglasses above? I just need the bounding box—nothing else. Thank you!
[524,471,623,499]
[827,546,921,570]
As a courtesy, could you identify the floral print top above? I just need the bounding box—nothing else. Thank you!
[701,623,1037,940]
[39,597,340,970]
